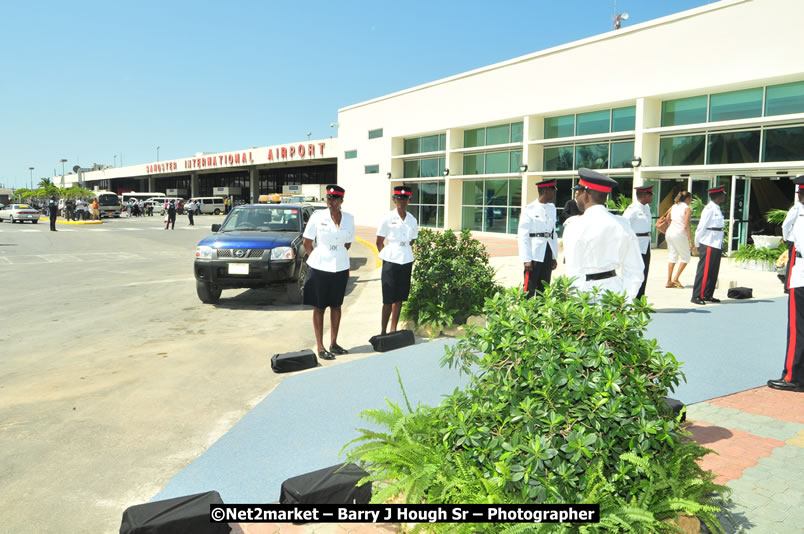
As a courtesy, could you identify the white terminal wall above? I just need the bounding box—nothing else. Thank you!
[337,0,804,227]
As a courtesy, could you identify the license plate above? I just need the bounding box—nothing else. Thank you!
[26,215,32,218]
[228,263,249,275]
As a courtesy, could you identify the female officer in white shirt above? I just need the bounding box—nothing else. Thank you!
[375,186,418,335]
[302,184,355,361]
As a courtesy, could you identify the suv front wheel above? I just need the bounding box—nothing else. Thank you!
[196,280,222,303]
[285,262,307,304]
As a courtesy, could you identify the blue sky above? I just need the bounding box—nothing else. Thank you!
[0,0,713,189]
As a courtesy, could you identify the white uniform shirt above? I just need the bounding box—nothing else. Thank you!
[787,209,804,288]
[517,200,558,263]
[782,203,801,242]
[694,202,725,249]
[376,209,418,265]
[622,201,652,254]
[562,204,645,302]
[303,209,355,273]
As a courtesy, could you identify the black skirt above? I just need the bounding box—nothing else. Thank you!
[303,267,349,309]
[381,261,413,304]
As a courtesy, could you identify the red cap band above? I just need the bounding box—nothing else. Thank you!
[579,179,612,193]
[537,181,556,189]
[709,187,725,194]
[395,190,412,196]
[327,189,344,197]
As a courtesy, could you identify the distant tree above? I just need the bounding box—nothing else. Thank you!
[37,177,53,188]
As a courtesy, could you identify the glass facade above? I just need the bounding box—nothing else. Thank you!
[659,135,706,166]
[709,88,763,122]
[404,134,446,154]
[707,130,760,164]
[403,157,446,178]
[576,110,610,136]
[544,115,574,139]
[543,140,635,171]
[763,125,804,162]
[545,106,635,139]
[461,178,522,234]
[464,122,523,148]
[611,106,636,132]
[368,128,383,139]
[543,146,573,171]
[365,164,380,174]
[463,150,522,175]
[765,81,804,116]
[661,95,708,126]
[575,143,609,169]
[610,141,635,168]
[409,181,445,228]
[258,164,336,195]
[344,150,357,159]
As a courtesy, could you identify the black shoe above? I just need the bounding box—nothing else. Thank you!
[318,349,335,360]
[706,298,721,303]
[767,379,804,392]
[330,343,348,355]
[691,298,706,305]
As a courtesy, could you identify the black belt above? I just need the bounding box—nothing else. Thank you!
[529,232,554,238]
[707,227,724,231]
[585,270,616,281]
[635,232,650,237]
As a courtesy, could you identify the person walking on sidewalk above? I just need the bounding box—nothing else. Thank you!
[376,185,418,335]
[666,191,694,288]
[690,186,727,305]
[302,185,354,361]
[165,200,177,230]
[518,178,558,297]
[623,185,654,299]
[769,175,804,393]
[48,197,58,231]
[562,168,644,303]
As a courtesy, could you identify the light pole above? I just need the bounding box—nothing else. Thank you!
[29,167,34,189]
[156,146,160,162]
[60,159,67,187]
[114,155,117,167]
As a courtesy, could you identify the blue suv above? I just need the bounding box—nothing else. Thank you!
[193,203,318,304]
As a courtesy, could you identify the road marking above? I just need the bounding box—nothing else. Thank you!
[124,278,196,286]
[21,229,40,232]
[0,257,10,264]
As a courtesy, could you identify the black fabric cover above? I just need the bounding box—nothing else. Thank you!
[369,330,415,352]
[662,397,686,422]
[279,463,371,505]
[727,287,753,299]
[271,350,317,373]
[119,491,229,534]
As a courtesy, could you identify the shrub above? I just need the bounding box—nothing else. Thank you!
[345,280,730,532]
[731,242,786,264]
[402,228,501,327]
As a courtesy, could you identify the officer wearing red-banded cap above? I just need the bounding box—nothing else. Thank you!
[623,185,654,299]
[517,179,558,296]
[562,168,644,302]
[690,186,727,305]
[376,185,418,335]
[769,174,804,392]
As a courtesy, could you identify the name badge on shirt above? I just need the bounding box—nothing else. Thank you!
[329,245,338,251]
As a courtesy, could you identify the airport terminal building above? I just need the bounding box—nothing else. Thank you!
[68,0,803,250]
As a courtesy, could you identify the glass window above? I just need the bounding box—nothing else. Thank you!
[464,128,485,148]
[409,183,420,204]
[487,124,510,145]
[661,95,708,126]
[709,88,763,122]
[438,181,445,204]
[575,143,609,169]
[464,154,484,175]
[439,133,447,150]
[485,179,508,206]
[511,122,524,143]
[462,206,483,231]
[403,138,420,155]
[610,141,635,168]
[364,164,380,174]
[611,106,636,132]
[420,158,439,178]
[765,81,804,116]
[659,135,706,166]
[403,160,419,178]
[462,181,484,205]
[576,110,610,136]
[545,115,574,138]
[420,182,439,204]
[763,126,804,162]
[438,157,446,176]
[707,130,760,164]
[421,205,439,227]
[543,146,573,171]
[344,150,357,159]
[421,135,440,153]
[508,179,522,206]
[508,207,521,234]
[484,205,507,233]
[368,128,383,139]
[485,151,510,174]
[510,150,522,173]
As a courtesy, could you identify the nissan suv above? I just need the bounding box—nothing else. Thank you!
[193,204,316,304]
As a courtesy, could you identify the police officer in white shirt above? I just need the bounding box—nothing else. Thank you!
[375,185,418,335]
[562,168,644,303]
[781,184,802,293]
[623,185,654,300]
[302,184,355,360]
[691,186,727,305]
[517,179,558,296]
[769,175,804,392]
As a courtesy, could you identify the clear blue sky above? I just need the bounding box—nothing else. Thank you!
[0,0,713,189]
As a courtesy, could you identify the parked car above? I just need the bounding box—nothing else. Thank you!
[0,204,41,224]
[193,203,316,304]
[191,197,225,215]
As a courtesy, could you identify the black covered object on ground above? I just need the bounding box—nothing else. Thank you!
[369,330,415,352]
[279,463,371,505]
[728,287,753,299]
[663,397,686,422]
[119,490,229,534]
[271,350,318,373]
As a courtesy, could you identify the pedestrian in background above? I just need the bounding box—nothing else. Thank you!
[376,185,418,335]
[691,186,727,305]
[91,197,100,220]
[48,197,58,231]
[186,200,195,226]
[302,184,354,361]
[623,185,654,300]
[560,188,583,225]
[518,179,558,297]
[165,200,176,230]
[666,191,693,288]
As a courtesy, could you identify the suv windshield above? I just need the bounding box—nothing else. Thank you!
[98,194,119,205]
[220,207,303,232]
